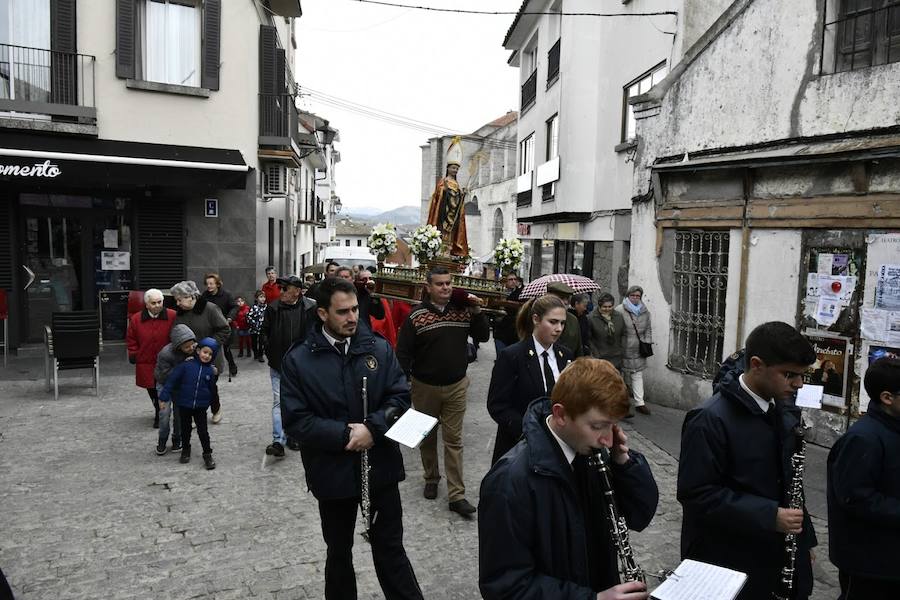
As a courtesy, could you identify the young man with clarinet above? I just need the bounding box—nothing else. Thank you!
[280,277,423,600]
[478,357,659,600]
[678,321,817,600]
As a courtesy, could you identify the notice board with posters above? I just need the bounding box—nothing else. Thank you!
[99,290,130,341]
[856,232,900,413]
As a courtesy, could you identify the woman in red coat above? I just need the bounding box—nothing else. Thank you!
[126,289,176,427]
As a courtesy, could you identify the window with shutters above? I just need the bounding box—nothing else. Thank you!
[116,0,220,90]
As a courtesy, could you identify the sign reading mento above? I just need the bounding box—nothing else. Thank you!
[0,160,62,178]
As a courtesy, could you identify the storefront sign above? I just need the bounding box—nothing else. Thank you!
[205,199,218,218]
[0,160,61,178]
[516,223,531,236]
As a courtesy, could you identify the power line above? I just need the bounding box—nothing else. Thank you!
[300,86,518,149]
[351,0,677,18]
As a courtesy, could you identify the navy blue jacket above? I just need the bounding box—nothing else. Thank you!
[827,402,900,581]
[479,398,658,599]
[487,338,574,464]
[678,372,816,600]
[280,323,410,501]
[159,338,219,411]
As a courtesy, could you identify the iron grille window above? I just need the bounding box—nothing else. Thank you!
[668,231,729,379]
[822,0,900,73]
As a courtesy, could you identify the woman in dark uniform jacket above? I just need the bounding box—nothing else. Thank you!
[487,294,574,465]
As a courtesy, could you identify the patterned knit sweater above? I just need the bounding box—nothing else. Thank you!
[396,300,490,385]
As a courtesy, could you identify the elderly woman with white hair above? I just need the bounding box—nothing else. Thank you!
[126,288,176,427]
[170,280,231,423]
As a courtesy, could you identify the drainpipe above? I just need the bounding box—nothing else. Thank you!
[735,169,752,351]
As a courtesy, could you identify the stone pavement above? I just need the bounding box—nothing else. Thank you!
[0,341,838,599]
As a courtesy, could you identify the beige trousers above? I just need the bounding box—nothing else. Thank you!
[411,376,469,502]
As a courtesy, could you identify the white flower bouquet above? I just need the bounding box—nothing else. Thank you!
[410,224,442,264]
[367,223,398,259]
[494,237,524,273]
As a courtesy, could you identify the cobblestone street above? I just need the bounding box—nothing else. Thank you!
[1,342,837,599]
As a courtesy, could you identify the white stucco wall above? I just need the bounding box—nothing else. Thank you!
[633,0,900,198]
[79,1,288,170]
[629,0,900,409]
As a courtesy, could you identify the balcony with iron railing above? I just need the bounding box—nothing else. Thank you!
[821,1,900,74]
[547,39,560,86]
[0,43,96,124]
[520,69,537,111]
[259,92,303,150]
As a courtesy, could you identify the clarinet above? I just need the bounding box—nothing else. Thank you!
[588,447,670,584]
[773,422,808,600]
[360,376,372,543]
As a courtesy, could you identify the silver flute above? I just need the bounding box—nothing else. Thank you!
[773,421,808,600]
[360,376,372,543]
[588,447,670,584]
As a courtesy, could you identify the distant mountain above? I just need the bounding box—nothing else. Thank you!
[344,205,421,225]
[373,205,421,225]
[342,205,383,217]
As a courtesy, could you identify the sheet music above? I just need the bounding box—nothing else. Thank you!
[385,409,438,448]
[650,559,746,600]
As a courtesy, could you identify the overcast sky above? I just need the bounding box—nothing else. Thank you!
[296,0,521,212]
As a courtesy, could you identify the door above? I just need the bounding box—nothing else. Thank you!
[22,214,84,341]
[19,198,133,342]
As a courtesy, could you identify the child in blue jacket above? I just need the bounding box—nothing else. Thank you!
[160,337,219,469]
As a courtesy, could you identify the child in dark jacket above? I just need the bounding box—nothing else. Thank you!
[161,337,220,469]
[247,290,267,361]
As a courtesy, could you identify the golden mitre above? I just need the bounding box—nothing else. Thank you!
[446,136,463,166]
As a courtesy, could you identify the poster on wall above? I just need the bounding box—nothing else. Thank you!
[875,264,900,311]
[858,342,900,413]
[802,331,851,409]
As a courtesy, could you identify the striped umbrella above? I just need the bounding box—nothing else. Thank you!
[520,273,600,299]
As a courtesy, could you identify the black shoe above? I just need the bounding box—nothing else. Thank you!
[172,441,182,452]
[237,351,244,358]
[229,366,238,377]
[286,439,302,451]
[156,444,168,456]
[449,499,477,517]
[423,483,438,500]
[266,442,285,458]
[203,453,216,470]
[179,452,190,464]
[257,357,265,363]
[636,405,651,415]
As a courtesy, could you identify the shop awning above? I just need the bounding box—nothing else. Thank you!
[0,133,250,190]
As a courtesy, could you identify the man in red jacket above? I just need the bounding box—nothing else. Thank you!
[127,289,176,427]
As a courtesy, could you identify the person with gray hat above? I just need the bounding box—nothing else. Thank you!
[618,285,653,416]
[545,281,584,359]
[261,274,317,457]
[153,324,198,455]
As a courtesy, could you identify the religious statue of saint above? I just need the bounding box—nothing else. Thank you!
[426,136,469,258]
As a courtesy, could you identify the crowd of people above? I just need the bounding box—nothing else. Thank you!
[120,265,899,600]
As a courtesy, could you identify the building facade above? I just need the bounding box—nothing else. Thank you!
[419,112,519,263]
[630,0,900,444]
[502,0,681,292]
[0,0,335,348]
